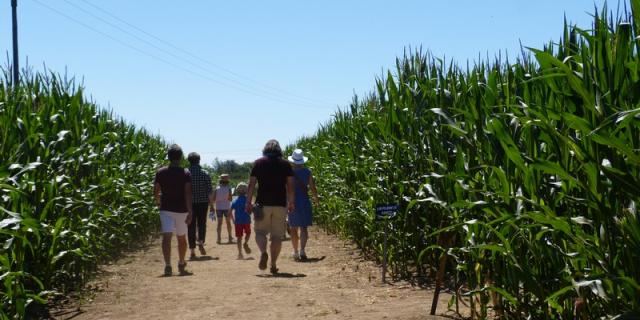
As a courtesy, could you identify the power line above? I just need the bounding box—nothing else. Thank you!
[61,0,328,108]
[30,0,333,110]
[77,0,333,107]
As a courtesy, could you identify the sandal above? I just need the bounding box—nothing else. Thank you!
[178,262,192,276]
[258,252,268,270]
[270,266,279,274]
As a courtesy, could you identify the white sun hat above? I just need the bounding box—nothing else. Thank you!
[234,182,248,195]
[288,148,308,164]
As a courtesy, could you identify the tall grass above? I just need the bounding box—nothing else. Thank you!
[293,2,640,318]
[0,68,166,318]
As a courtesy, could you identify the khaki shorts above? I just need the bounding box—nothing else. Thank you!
[254,206,287,239]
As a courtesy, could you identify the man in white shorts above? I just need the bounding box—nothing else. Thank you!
[154,144,193,276]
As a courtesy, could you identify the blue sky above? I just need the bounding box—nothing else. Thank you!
[1,0,610,164]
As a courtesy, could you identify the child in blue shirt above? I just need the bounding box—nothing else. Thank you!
[231,182,252,259]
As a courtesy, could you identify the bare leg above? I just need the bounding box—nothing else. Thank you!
[237,235,243,257]
[162,233,172,265]
[255,230,268,253]
[216,217,223,243]
[225,216,233,242]
[290,227,300,253]
[177,235,187,264]
[300,227,309,253]
[270,237,282,268]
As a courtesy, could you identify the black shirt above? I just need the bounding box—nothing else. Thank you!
[250,156,293,206]
[154,166,191,212]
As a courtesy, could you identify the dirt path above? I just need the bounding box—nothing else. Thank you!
[51,221,462,320]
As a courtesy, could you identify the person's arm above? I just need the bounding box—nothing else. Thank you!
[245,176,257,213]
[211,189,217,211]
[208,190,215,221]
[309,174,319,206]
[185,182,193,225]
[227,187,233,202]
[207,176,214,211]
[153,182,161,208]
[286,176,295,213]
[230,207,236,224]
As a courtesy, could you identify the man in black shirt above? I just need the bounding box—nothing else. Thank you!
[153,144,193,276]
[246,139,295,274]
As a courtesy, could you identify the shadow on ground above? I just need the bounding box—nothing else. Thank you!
[47,308,85,320]
[189,256,219,261]
[297,256,326,263]
[256,272,307,278]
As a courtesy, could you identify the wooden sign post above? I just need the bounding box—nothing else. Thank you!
[375,204,398,284]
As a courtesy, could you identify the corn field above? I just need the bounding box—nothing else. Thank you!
[295,3,640,318]
[0,69,166,318]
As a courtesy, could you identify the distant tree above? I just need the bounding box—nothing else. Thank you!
[205,157,252,185]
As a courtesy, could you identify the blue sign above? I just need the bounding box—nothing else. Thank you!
[375,204,398,220]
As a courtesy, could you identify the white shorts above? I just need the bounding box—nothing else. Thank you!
[160,210,189,236]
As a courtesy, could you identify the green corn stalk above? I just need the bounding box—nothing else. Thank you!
[0,68,167,318]
[291,1,640,318]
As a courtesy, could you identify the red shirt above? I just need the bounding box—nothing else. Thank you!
[250,156,293,206]
[154,166,191,212]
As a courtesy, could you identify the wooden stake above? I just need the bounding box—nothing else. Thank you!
[430,232,454,315]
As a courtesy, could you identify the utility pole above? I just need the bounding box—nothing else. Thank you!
[11,0,19,86]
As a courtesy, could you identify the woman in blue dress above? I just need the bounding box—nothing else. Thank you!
[287,149,319,261]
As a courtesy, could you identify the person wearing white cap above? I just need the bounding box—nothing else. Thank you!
[287,148,319,261]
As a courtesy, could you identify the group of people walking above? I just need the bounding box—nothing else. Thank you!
[152,139,318,276]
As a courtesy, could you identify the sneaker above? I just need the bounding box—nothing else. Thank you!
[164,265,172,276]
[299,253,308,262]
[270,266,279,275]
[243,242,252,254]
[258,252,268,270]
[198,244,206,255]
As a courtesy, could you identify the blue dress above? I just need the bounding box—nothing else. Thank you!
[288,167,313,227]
